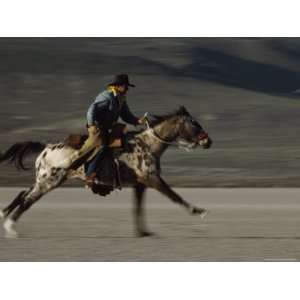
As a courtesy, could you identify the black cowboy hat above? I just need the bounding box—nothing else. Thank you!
[108,74,135,87]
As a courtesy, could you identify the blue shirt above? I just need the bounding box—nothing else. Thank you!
[87,90,139,128]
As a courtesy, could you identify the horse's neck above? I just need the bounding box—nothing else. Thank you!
[137,117,180,156]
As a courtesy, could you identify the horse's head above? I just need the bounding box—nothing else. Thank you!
[176,106,212,149]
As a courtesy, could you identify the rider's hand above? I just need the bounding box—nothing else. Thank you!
[138,114,148,126]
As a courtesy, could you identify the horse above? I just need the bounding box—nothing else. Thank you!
[0,106,212,238]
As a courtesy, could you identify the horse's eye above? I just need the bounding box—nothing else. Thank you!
[191,119,202,129]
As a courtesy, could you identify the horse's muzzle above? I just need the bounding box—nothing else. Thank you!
[198,132,212,149]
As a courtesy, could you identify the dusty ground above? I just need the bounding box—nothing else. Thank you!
[0,187,300,261]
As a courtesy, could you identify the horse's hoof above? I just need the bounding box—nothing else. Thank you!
[0,209,5,219]
[3,219,18,238]
[190,207,208,218]
[137,231,155,238]
[200,209,208,219]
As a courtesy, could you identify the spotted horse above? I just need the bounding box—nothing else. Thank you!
[0,106,212,238]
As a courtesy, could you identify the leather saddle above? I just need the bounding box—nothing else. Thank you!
[64,123,126,150]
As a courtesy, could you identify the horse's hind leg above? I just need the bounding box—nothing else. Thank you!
[2,185,46,238]
[3,171,66,238]
[0,190,27,219]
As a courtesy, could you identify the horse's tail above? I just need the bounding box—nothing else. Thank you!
[0,141,46,170]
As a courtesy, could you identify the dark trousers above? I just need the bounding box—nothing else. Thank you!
[86,147,106,176]
[86,128,109,176]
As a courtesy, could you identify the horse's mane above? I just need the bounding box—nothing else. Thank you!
[128,106,189,137]
[148,106,189,127]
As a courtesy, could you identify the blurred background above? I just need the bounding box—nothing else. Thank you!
[1,37,300,187]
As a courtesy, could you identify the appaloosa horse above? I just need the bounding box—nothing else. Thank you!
[0,106,212,238]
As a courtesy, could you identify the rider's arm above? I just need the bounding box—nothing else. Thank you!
[86,101,99,126]
[120,101,139,126]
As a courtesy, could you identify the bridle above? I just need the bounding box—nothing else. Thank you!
[143,113,208,152]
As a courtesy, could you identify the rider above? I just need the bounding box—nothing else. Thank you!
[71,74,145,186]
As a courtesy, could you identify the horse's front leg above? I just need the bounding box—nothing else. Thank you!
[149,176,207,217]
[134,183,153,237]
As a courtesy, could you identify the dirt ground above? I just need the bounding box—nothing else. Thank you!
[1,187,300,261]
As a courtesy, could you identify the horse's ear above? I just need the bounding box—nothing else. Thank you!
[177,106,188,115]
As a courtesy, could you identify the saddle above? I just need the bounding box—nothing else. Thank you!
[64,123,126,150]
[65,134,88,150]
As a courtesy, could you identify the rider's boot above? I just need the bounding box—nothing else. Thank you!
[86,172,97,188]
